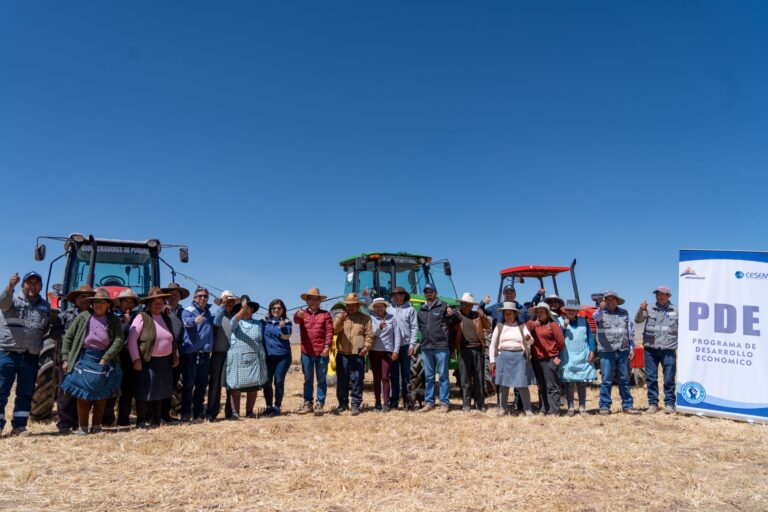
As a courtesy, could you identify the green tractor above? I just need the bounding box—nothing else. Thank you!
[330,252,463,404]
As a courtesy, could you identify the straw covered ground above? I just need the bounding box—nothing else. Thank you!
[1,350,767,511]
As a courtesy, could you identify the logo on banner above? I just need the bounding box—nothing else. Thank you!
[680,267,705,280]
[681,381,706,404]
[735,270,768,280]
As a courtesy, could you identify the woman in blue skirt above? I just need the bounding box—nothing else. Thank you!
[61,287,124,435]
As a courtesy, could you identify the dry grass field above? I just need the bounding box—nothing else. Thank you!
[1,346,767,511]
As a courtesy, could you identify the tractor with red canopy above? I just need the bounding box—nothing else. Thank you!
[495,260,645,386]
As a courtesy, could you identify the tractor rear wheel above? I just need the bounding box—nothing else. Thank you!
[31,338,58,422]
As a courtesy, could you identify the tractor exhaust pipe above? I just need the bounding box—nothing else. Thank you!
[570,258,581,304]
[86,235,98,288]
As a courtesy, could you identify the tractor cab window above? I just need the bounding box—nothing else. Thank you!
[346,267,393,300]
[425,260,457,299]
[395,265,426,295]
[67,244,156,297]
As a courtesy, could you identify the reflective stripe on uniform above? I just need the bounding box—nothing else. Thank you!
[13,411,30,418]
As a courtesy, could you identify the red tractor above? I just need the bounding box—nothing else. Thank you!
[495,260,646,386]
[30,233,190,420]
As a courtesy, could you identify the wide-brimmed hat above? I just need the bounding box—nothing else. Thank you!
[214,290,239,306]
[140,287,172,305]
[162,282,190,300]
[498,302,520,314]
[301,287,327,301]
[532,301,558,320]
[234,294,260,314]
[390,286,411,302]
[115,288,140,305]
[459,292,478,305]
[342,293,362,305]
[561,302,586,312]
[543,294,565,309]
[653,286,672,297]
[369,297,391,310]
[85,287,117,307]
[66,284,95,303]
[603,290,626,305]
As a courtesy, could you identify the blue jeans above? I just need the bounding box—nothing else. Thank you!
[0,351,39,430]
[264,354,292,408]
[181,352,211,419]
[645,348,676,406]
[420,348,450,406]
[389,344,411,407]
[301,353,329,405]
[598,350,633,409]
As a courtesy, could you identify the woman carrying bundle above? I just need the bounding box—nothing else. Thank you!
[488,302,534,417]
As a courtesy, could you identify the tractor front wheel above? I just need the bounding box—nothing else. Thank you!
[31,338,58,422]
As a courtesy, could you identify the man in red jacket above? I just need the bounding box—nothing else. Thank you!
[294,287,333,416]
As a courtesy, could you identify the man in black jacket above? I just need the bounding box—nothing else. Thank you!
[409,283,459,413]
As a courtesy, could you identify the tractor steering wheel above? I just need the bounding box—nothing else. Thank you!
[100,275,125,286]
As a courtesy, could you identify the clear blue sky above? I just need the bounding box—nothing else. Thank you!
[1,1,766,312]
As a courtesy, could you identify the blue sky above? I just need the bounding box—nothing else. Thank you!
[1,1,766,312]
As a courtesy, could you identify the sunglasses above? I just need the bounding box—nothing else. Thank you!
[271,306,283,310]
[196,294,209,299]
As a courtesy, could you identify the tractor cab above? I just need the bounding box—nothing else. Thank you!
[339,252,458,306]
[34,233,189,309]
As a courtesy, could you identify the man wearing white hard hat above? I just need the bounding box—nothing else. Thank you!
[456,293,491,412]
[635,286,678,414]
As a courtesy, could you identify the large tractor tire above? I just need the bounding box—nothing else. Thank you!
[31,337,58,422]
[407,352,424,406]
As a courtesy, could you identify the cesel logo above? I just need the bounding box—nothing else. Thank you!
[735,271,768,280]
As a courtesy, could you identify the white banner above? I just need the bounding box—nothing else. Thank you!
[677,249,768,423]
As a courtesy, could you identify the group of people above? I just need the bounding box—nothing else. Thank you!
[0,270,679,436]
[0,271,293,435]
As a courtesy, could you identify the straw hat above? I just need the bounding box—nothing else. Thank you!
[162,282,190,300]
[85,287,117,307]
[66,284,95,303]
[139,287,172,305]
[603,290,626,305]
[342,293,362,305]
[390,286,411,302]
[532,301,558,320]
[370,297,391,310]
[498,301,519,313]
[459,292,478,305]
[214,290,239,306]
[115,288,140,305]
[301,287,327,301]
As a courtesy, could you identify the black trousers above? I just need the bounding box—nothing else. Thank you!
[336,353,364,408]
[161,361,182,420]
[55,365,78,431]
[206,352,232,419]
[136,400,163,426]
[531,357,561,414]
[459,347,485,409]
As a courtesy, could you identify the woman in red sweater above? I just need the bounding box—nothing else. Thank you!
[527,302,565,415]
